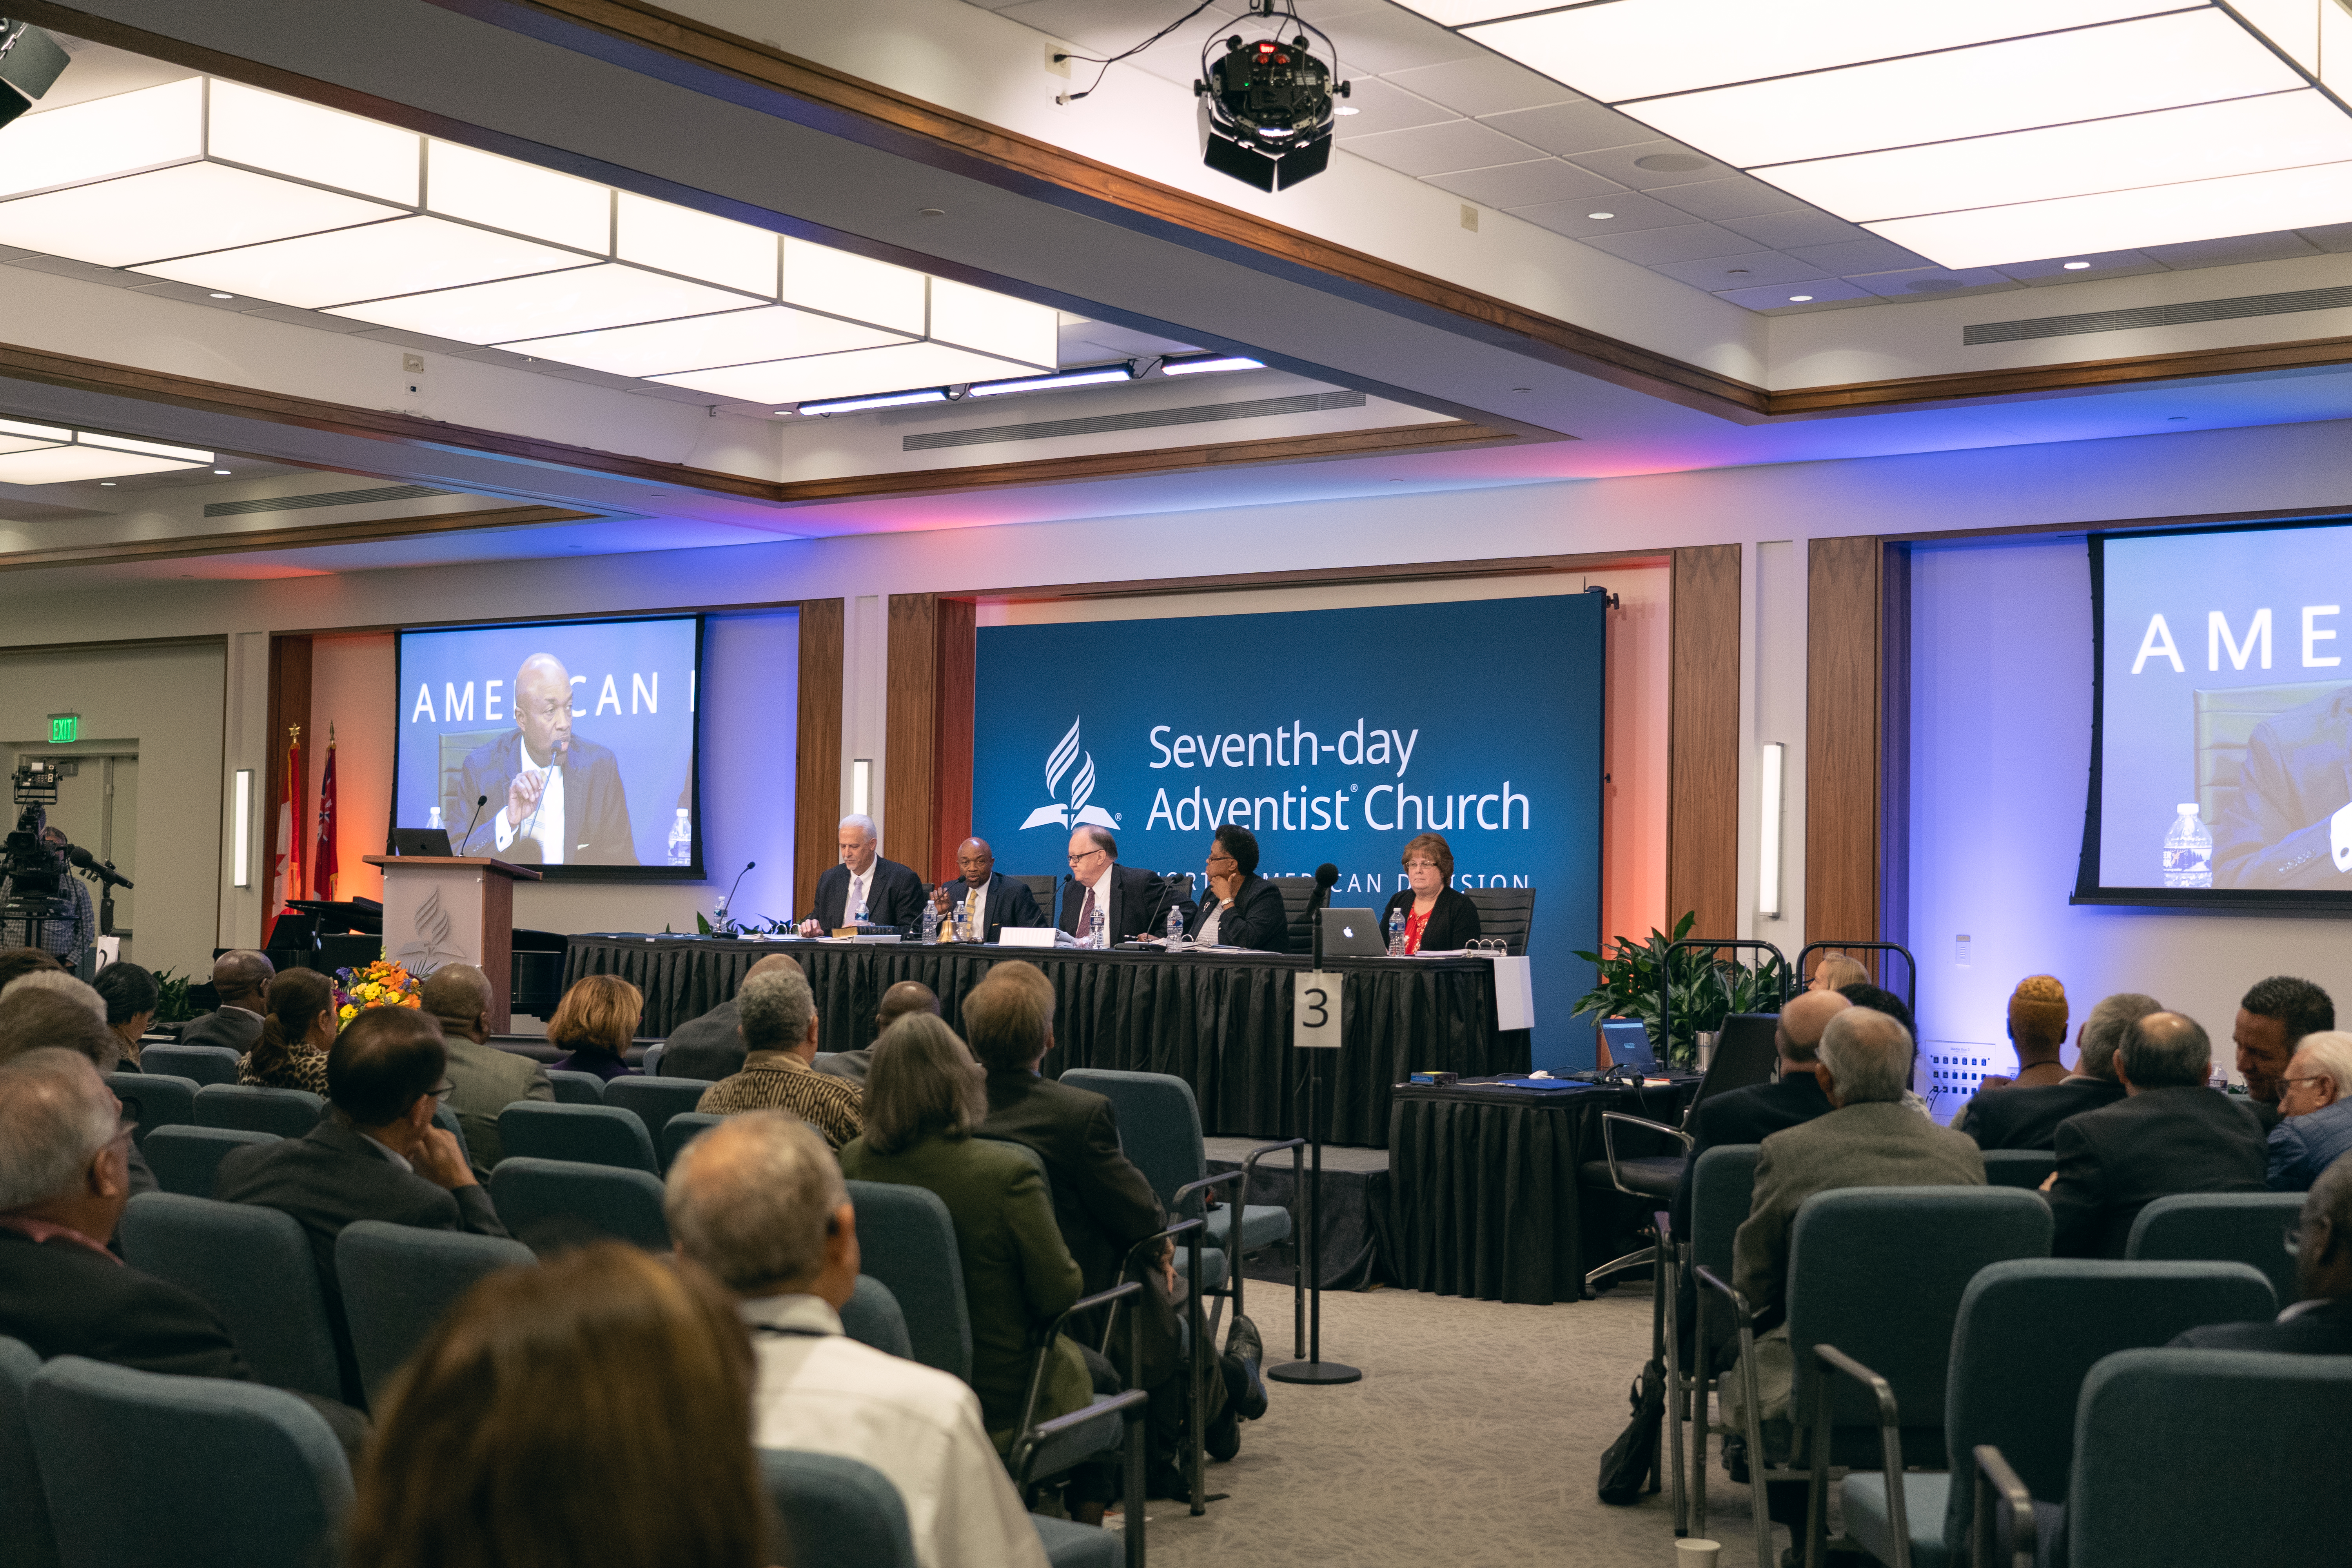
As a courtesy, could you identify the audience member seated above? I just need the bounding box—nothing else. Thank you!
[93,960,160,1071]
[178,950,274,1054]
[1835,982,1932,1118]
[1960,991,2153,1151]
[820,979,938,1087]
[1808,953,1870,993]
[0,1047,368,1455]
[666,1110,1051,1568]
[2266,1030,2352,1192]
[1671,989,1851,1238]
[346,1242,767,1568]
[696,965,863,1151]
[216,1008,509,1399]
[838,1014,1099,1457]
[2234,974,2333,1131]
[1973,975,2070,1092]
[2045,1011,2267,1258]
[2174,1151,2352,1354]
[660,953,804,1081]
[0,968,106,1020]
[237,966,336,1094]
[421,962,551,1168]
[544,973,643,1082]
[0,946,64,990]
[0,988,158,1199]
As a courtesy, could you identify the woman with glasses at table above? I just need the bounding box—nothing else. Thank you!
[1181,824,1291,952]
[1378,833,1481,955]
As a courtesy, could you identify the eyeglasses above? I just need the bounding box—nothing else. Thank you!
[1067,848,1107,866]
[2279,1075,2329,1094]
[1206,853,1236,866]
[1403,859,1439,871]
[430,1082,457,1102]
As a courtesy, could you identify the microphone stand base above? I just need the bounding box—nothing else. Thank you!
[1267,1360,1361,1385]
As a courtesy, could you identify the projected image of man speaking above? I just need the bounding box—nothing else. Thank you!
[2213,686,2352,889]
[456,653,637,864]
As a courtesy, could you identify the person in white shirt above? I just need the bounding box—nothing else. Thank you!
[800,815,927,935]
[664,1109,1052,1568]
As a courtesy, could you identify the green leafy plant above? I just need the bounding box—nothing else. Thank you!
[150,966,194,1024]
[1571,911,1788,1067]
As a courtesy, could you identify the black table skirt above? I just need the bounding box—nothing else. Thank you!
[1388,1081,1695,1306]
[564,936,1528,1148]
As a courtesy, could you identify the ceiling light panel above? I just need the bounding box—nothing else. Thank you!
[0,447,209,485]
[427,140,610,253]
[0,78,201,199]
[1635,11,2299,170]
[207,80,420,206]
[0,162,401,268]
[615,192,777,296]
[0,432,64,456]
[651,341,1040,404]
[781,238,926,336]
[1772,90,2352,221]
[501,305,911,378]
[76,432,211,461]
[331,262,758,344]
[928,278,1058,368]
[135,216,589,309]
[0,417,71,444]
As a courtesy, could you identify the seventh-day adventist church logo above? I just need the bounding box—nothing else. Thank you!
[1021,717,1120,831]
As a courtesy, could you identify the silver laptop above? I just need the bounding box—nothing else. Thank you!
[1321,907,1388,957]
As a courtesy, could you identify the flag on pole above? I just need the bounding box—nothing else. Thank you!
[266,724,303,946]
[312,725,339,903]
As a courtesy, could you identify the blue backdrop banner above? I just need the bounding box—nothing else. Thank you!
[973,593,1606,1068]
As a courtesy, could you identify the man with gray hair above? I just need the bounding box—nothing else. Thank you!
[2174,1150,2352,1354]
[666,1111,1049,1568]
[2263,1030,2352,1191]
[0,967,106,1022]
[694,963,863,1149]
[800,813,925,936]
[2045,1011,2267,1257]
[1960,991,2156,1151]
[421,962,552,1169]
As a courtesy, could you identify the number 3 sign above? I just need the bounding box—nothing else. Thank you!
[1293,971,1343,1049]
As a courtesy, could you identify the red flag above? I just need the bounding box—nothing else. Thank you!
[265,725,303,945]
[312,726,339,903]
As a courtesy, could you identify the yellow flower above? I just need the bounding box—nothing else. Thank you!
[339,1004,357,1020]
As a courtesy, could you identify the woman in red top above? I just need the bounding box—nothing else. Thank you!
[1377,833,1482,954]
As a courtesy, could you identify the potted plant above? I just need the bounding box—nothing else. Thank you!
[1572,912,1788,1068]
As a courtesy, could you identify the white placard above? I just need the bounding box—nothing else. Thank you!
[1491,955,1535,1031]
[1294,971,1343,1049]
[998,926,1058,949]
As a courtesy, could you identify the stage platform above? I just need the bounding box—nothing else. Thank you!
[1206,1136,1394,1293]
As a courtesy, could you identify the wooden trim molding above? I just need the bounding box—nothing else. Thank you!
[0,505,594,573]
[1667,545,1740,941]
[794,599,844,920]
[1771,332,2352,416]
[1804,536,1884,961]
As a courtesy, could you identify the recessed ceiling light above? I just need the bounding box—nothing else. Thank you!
[211,466,230,474]
[917,207,946,218]
[1788,294,1814,301]
[97,480,116,486]
[1634,152,1708,172]
[2063,260,2091,269]
[207,290,232,299]
[1160,354,1263,377]
[1511,386,1532,392]
[1586,211,1615,220]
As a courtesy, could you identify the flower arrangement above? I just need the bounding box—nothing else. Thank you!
[335,959,424,1026]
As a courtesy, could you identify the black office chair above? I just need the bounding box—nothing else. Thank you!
[1462,886,1536,955]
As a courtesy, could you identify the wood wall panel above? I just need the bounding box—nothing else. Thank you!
[261,634,311,940]
[1806,537,1885,960]
[930,598,976,884]
[1668,546,1741,942]
[883,594,941,886]
[794,600,844,920]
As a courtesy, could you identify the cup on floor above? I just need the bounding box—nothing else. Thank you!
[1674,1541,1721,1565]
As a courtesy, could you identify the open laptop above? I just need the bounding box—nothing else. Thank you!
[1321,907,1388,957]
[1598,1017,1661,1074]
[386,828,452,857]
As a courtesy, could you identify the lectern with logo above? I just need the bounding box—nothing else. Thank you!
[361,855,540,1029]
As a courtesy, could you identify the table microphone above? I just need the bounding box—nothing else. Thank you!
[457,793,488,852]
[720,859,755,916]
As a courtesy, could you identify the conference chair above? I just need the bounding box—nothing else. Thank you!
[603,1075,710,1162]
[334,1221,537,1405]
[1977,1149,2057,1191]
[1666,1142,1761,1542]
[495,1101,658,1173]
[116,1192,344,1403]
[142,1124,276,1198]
[661,1110,722,1170]
[488,1157,670,1254]
[1462,885,1537,955]
[192,1083,323,1139]
[544,1068,606,1104]
[0,1337,58,1568]
[1009,873,1058,914]
[640,1043,665,1075]
[1838,1259,2275,1568]
[1979,1348,2352,1568]
[839,1275,913,1361]
[107,1072,195,1147]
[1698,1186,2053,1568]
[28,1357,353,1568]
[2125,1191,2305,1307]
[431,1102,473,1169]
[758,1450,917,1568]
[138,1044,241,1086]
[843,1180,973,1381]
[1012,1279,1149,1568]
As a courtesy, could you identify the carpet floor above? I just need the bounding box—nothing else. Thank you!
[1115,1279,1783,1568]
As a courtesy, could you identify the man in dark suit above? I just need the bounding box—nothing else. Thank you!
[2046,1010,2268,1258]
[1960,990,2155,1151]
[929,836,1045,945]
[2232,975,2333,1132]
[215,1007,508,1402]
[799,814,926,934]
[1183,825,1287,953]
[1671,989,1850,1238]
[176,950,274,1055]
[2173,1150,2352,1354]
[661,953,806,1081]
[1058,826,1167,946]
[453,653,637,865]
[0,1048,368,1453]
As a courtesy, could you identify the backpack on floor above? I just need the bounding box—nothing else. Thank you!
[1595,1358,1664,1505]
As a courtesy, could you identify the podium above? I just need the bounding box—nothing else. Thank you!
[361,856,541,1030]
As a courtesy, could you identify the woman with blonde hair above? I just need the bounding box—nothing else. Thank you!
[238,966,336,1094]
[545,973,642,1081]
[1377,833,1482,954]
[1808,952,1872,994]
[347,1242,768,1568]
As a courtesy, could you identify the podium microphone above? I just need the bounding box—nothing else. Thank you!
[457,794,488,852]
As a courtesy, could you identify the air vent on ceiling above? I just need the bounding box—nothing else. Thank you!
[203,483,452,518]
[902,390,1366,452]
[1964,285,2352,346]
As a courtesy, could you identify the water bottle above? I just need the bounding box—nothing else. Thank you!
[2162,802,2212,889]
[666,808,692,867]
[921,898,940,945]
[1386,909,1406,956]
[1089,902,1107,949]
[426,806,443,831]
[1165,901,1184,948]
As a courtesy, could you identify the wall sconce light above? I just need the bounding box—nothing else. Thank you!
[231,768,252,887]
[1759,742,1785,918]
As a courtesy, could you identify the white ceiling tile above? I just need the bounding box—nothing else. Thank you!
[1720,210,1871,252]
[1566,140,1735,190]
[1381,54,1579,117]
[2138,231,2321,268]
[1505,191,1687,238]
[1307,5,1481,76]
[1645,175,1808,223]
[2297,222,2352,254]
[1844,267,2022,300]
[1426,158,1622,209]
[1786,236,1929,274]
[1994,251,2165,286]
[1577,223,1762,265]
[1714,278,1875,311]
[1339,118,1539,177]
[1330,76,1458,138]
[1477,100,1662,157]
[1650,251,1824,289]
[997,0,1245,87]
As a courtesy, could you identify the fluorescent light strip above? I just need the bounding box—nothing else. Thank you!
[233,769,252,887]
[796,388,950,414]
[0,417,72,443]
[77,431,211,462]
[1758,741,1784,918]
[500,305,909,380]
[965,365,1136,397]
[1160,355,1264,376]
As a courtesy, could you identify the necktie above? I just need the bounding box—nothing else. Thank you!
[1078,884,1096,941]
[964,887,979,939]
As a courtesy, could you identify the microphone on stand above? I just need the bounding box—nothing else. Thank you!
[457,794,489,854]
[64,845,133,889]
[1309,862,1340,967]
[719,860,755,927]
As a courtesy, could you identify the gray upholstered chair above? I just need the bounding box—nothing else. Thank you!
[843,1179,972,1381]
[603,1076,711,1164]
[141,1125,276,1198]
[115,1193,343,1402]
[544,1069,606,1104]
[2125,1190,2305,1308]
[838,1274,913,1361]
[334,1220,537,1405]
[107,1073,195,1147]
[138,1045,241,1087]
[661,1110,723,1170]
[192,1084,323,1140]
[495,1102,657,1174]
[488,1157,670,1253]
[1976,1148,2056,1190]
[757,1449,916,1568]
[1668,1142,1760,1541]
[0,1336,58,1568]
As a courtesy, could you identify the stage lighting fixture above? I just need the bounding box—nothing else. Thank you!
[793,387,950,415]
[966,363,1136,397]
[0,19,67,133]
[1195,2,1348,193]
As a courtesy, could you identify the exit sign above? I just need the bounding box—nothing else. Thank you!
[47,713,76,744]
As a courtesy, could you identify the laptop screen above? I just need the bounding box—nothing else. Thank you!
[1599,1018,1659,1072]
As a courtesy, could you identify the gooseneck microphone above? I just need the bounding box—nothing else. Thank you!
[457,793,489,853]
[722,859,755,910]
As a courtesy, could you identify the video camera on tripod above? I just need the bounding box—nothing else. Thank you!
[3,758,132,956]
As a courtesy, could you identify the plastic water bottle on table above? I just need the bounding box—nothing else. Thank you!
[1165,901,1184,948]
[922,898,940,944]
[2162,802,2212,889]
[1386,909,1406,956]
[1089,903,1107,949]
[666,808,692,867]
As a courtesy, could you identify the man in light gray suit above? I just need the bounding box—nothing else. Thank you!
[421,963,551,1170]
